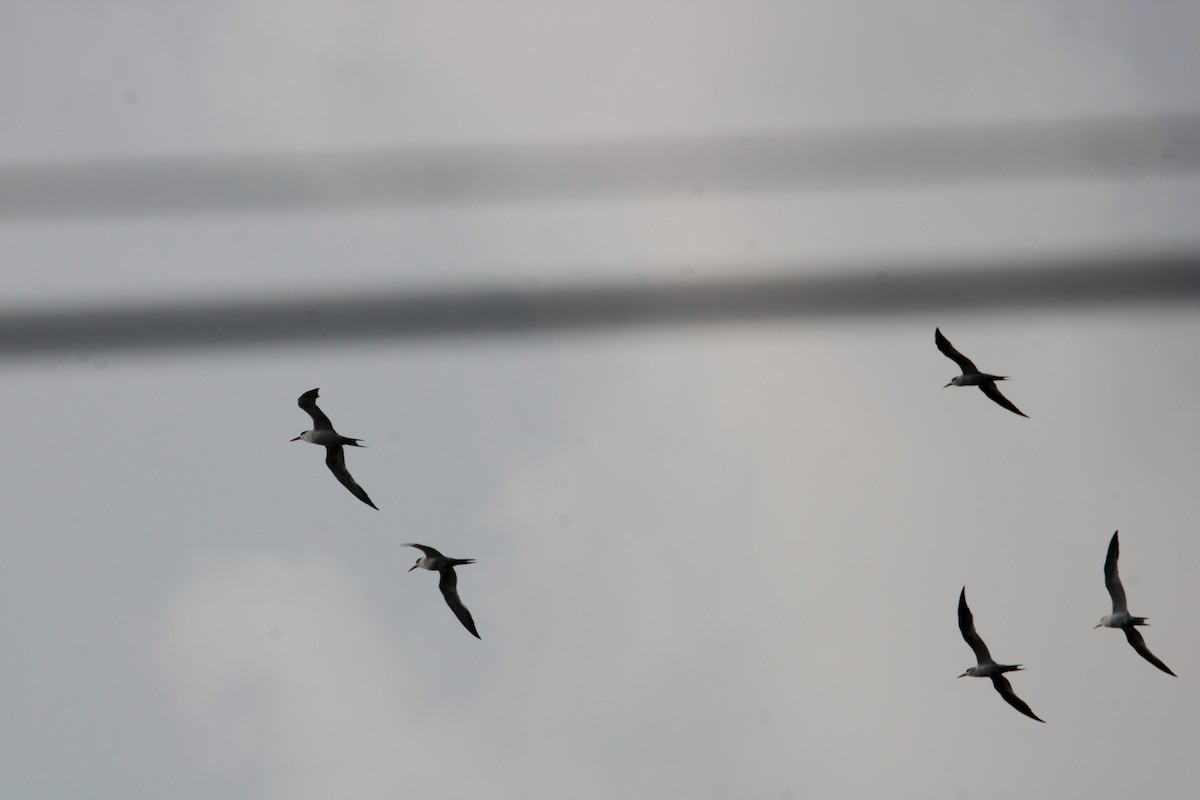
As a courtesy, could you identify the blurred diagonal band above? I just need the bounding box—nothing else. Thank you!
[3,114,1199,220]
[2,252,1198,359]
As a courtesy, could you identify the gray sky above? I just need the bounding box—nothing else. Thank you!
[3,2,1200,798]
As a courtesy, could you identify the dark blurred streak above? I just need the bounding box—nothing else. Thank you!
[2,115,1199,221]
[2,252,1198,359]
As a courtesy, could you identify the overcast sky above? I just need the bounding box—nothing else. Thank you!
[3,3,1200,798]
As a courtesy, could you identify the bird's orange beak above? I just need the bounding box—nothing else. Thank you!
[289,436,302,442]
[407,565,419,572]
[942,382,953,388]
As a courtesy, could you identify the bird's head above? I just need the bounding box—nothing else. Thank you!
[408,559,422,572]
[290,431,310,442]
[1093,619,1105,629]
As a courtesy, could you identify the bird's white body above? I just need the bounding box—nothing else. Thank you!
[948,372,1006,387]
[411,554,462,572]
[959,663,1022,679]
[294,429,361,447]
[1096,611,1146,629]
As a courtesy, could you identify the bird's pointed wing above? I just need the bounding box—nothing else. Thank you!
[979,383,1028,418]
[438,568,481,639]
[402,543,444,559]
[324,445,378,509]
[1104,531,1127,614]
[935,328,979,373]
[298,388,334,431]
[1124,626,1176,676]
[990,674,1045,722]
[958,588,994,665]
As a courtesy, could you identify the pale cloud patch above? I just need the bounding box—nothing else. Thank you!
[159,552,450,799]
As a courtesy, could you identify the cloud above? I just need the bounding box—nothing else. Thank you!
[160,553,422,799]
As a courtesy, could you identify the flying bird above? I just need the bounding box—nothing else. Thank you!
[957,587,1045,722]
[1095,531,1176,676]
[290,388,378,509]
[935,328,1028,418]
[404,543,480,639]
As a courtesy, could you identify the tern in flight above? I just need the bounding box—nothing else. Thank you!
[935,328,1028,418]
[957,588,1045,722]
[404,543,480,639]
[1095,531,1176,676]
[290,388,378,510]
